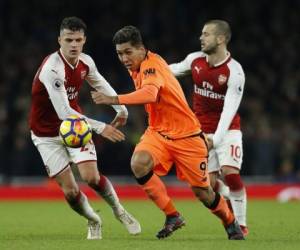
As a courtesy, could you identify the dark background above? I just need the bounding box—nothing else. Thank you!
[0,0,299,183]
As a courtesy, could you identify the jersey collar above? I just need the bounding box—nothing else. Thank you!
[206,52,231,67]
[58,49,80,69]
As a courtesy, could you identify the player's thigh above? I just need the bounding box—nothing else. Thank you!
[216,130,243,169]
[208,148,220,173]
[68,140,97,166]
[54,167,79,193]
[134,130,172,176]
[31,132,70,177]
[171,136,209,187]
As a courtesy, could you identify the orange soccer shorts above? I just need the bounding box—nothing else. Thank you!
[134,128,209,187]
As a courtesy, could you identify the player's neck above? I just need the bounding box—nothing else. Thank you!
[65,56,78,66]
[207,49,229,67]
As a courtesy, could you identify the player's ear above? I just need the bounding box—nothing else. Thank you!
[58,36,61,46]
[217,34,226,45]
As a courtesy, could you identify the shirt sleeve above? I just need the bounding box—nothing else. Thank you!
[212,64,245,146]
[169,51,204,77]
[118,84,159,105]
[39,66,106,134]
[84,55,128,117]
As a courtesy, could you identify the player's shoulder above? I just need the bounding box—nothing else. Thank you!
[79,52,95,67]
[181,51,206,68]
[146,51,163,62]
[39,51,64,78]
[42,52,64,70]
[141,51,163,69]
[228,57,245,76]
[186,51,206,61]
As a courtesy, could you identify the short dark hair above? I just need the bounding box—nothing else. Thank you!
[205,19,231,44]
[112,25,143,47]
[60,16,87,34]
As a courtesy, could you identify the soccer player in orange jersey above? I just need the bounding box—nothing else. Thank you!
[91,26,244,240]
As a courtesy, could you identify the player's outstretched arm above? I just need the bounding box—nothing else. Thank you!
[91,85,159,106]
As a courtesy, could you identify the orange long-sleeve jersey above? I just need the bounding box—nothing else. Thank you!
[119,51,201,139]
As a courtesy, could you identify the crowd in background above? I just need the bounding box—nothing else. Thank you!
[0,0,299,183]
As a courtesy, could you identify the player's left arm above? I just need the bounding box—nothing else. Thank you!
[84,55,128,127]
[212,64,245,147]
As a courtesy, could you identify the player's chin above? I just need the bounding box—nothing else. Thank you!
[69,51,80,57]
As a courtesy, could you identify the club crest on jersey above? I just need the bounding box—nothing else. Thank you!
[52,79,63,90]
[143,68,156,78]
[194,65,202,74]
[218,74,227,85]
[81,70,87,79]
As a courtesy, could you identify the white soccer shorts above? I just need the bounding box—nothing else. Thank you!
[207,130,243,173]
[31,131,97,177]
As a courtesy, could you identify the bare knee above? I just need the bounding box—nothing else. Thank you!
[77,162,100,188]
[54,168,80,201]
[83,175,100,189]
[131,151,154,178]
[62,186,80,201]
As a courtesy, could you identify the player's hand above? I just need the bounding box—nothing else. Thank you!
[207,137,214,151]
[111,112,128,128]
[100,124,125,142]
[91,91,119,105]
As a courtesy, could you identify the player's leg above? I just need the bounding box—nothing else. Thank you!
[30,133,101,239]
[132,130,183,238]
[69,141,122,213]
[192,186,243,239]
[77,161,122,214]
[132,151,185,239]
[172,135,244,240]
[54,167,102,239]
[131,150,179,217]
[207,138,233,216]
[222,166,248,235]
[208,149,230,199]
[217,130,248,235]
[77,160,141,235]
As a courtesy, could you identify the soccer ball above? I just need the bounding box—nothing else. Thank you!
[59,115,92,148]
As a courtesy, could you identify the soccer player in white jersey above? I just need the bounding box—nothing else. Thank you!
[169,20,248,236]
[29,17,141,239]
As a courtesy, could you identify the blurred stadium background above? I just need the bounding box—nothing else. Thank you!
[0,0,299,199]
